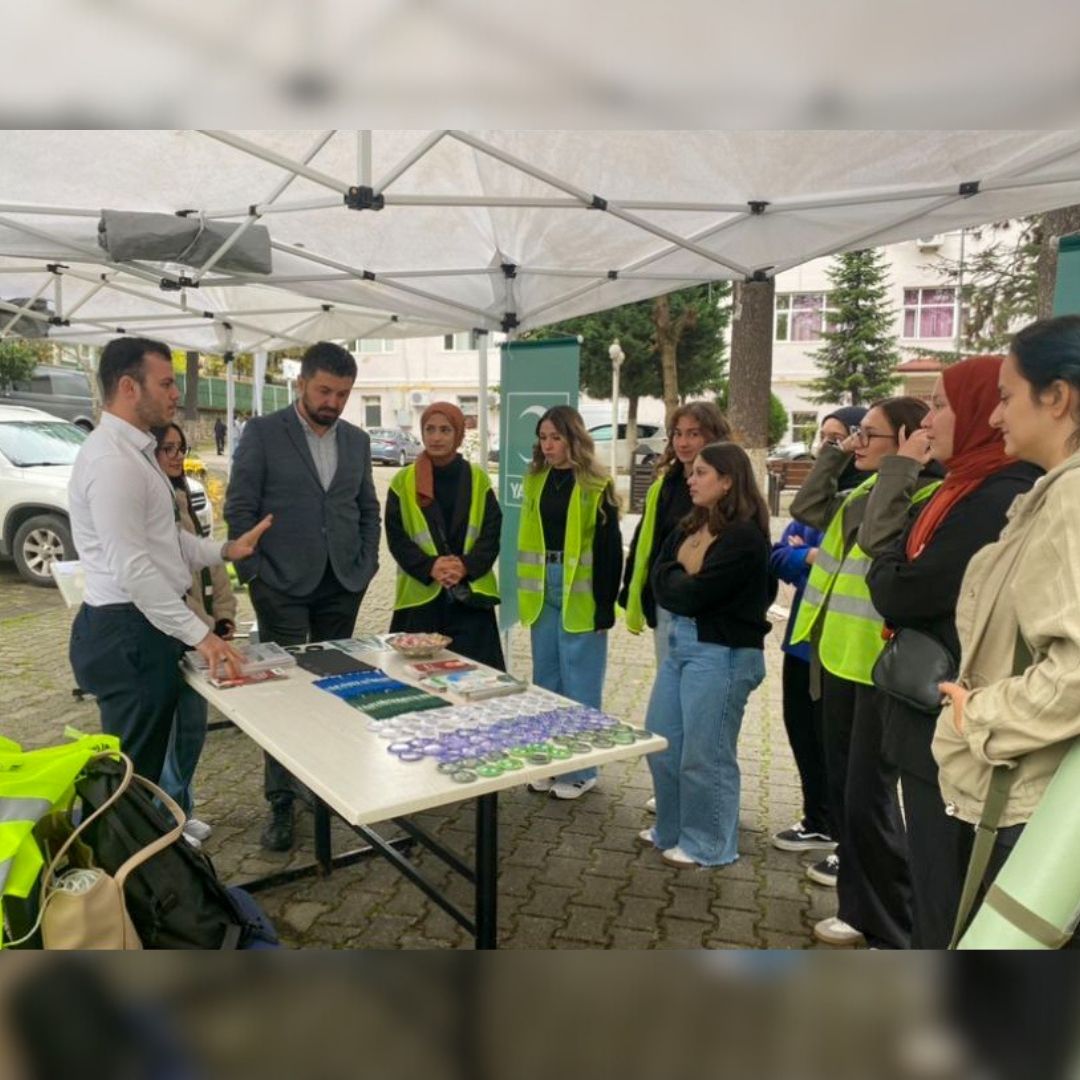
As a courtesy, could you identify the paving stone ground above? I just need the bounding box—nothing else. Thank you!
[0,462,839,948]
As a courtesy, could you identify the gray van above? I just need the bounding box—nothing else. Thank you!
[1,365,96,430]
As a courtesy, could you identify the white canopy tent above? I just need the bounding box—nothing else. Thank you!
[4,129,1080,453]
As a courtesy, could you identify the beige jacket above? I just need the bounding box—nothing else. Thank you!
[932,452,1080,826]
[175,487,236,631]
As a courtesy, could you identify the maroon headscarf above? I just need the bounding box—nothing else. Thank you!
[414,401,466,507]
[906,355,1015,559]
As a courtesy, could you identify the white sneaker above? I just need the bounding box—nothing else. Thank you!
[528,778,555,793]
[813,917,865,947]
[645,796,656,813]
[551,777,597,800]
[806,853,839,887]
[181,832,202,851]
[637,828,657,846]
[184,818,212,842]
[661,845,698,868]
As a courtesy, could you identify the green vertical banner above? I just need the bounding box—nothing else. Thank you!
[1052,233,1080,315]
[497,338,580,631]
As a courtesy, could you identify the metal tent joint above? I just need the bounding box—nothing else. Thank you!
[160,276,197,291]
[748,201,770,215]
[501,312,519,332]
[589,195,608,211]
[959,180,981,198]
[500,263,517,279]
[344,186,386,211]
[48,316,70,326]
[748,269,770,283]
[45,263,69,274]
[607,270,618,280]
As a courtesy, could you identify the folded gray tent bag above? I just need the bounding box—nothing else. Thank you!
[98,210,272,275]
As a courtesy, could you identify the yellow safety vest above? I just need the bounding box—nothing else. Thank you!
[0,731,121,947]
[389,462,500,611]
[791,475,941,685]
[517,468,607,632]
[623,476,664,634]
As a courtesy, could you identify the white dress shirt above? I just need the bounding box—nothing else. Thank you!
[69,412,225,647]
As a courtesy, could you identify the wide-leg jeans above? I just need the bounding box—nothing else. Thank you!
[645,613,765,865]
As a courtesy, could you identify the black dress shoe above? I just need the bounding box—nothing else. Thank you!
[260,800,294,852]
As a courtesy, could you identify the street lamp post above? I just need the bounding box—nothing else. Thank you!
[608,339,625,478]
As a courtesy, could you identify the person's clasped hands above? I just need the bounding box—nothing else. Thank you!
[432,555,467,588]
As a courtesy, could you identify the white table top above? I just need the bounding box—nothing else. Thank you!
[186,645,666,827]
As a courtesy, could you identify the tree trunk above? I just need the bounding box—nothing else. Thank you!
[184,351,200,421]
[1036,204,1080,317]
[653,293,694,419]
[728,278,776,487]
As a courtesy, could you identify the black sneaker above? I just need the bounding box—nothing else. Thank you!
[806,853,839,887]
[260,798,295,852]
[771,820,838,853]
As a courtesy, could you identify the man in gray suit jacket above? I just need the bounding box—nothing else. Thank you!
[225,341,380,850]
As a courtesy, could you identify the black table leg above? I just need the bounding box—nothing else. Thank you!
[314,797,333,875]
[475,793,498,950]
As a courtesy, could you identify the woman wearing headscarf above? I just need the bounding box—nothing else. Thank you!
[858,356,1042,948]
[385,402,505,670]
[790,396,941,948]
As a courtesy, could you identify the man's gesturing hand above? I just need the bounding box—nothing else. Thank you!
[225,514,273,561]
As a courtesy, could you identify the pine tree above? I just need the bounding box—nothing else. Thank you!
[808,248,901,406]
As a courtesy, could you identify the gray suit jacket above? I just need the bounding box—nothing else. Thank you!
[225,405,381,596]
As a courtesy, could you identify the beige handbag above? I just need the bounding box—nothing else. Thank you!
[9,752,186,950]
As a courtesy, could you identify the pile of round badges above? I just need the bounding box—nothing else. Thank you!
[372,690,651,784]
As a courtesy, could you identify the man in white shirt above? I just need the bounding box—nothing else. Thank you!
[68,337,272,783]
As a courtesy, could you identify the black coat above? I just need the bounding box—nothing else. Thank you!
[385,459,505,670]
[866,461,1042,780]
[618,468,692,629]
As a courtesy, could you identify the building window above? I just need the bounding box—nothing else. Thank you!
[362,395,382,428]
[443,331,478,351]
[903,287,959,339]
[458,395,479,430]
[791,411,818,446]
[356,338,394,353]
[774,293,834,342]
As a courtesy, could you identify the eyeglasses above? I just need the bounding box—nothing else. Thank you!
[851,426,896,447]
[158,443,187,457]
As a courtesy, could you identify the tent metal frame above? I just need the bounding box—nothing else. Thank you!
[6,129,1080,462]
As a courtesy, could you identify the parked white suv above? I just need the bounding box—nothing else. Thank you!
[0,405,212,587]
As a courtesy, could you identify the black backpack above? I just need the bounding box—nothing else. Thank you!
[75,756,273,949]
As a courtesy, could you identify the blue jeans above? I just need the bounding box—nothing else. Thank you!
[159,683,208,818]
[653,605,672,666]
[530,562,608,783]
[644,613,766,865]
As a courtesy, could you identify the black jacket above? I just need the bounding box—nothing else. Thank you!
[618,468,692,629]
[650,520,774,648]
[866,461,1042,780]
[385,460,502,587]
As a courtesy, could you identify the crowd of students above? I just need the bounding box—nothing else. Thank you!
[68,316,1080,947]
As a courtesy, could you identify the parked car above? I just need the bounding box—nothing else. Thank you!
[1,364,96,431]
[588,422,667,471]
[768,440,813,462]
[0,405,211,587]
[367,427,422,467]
